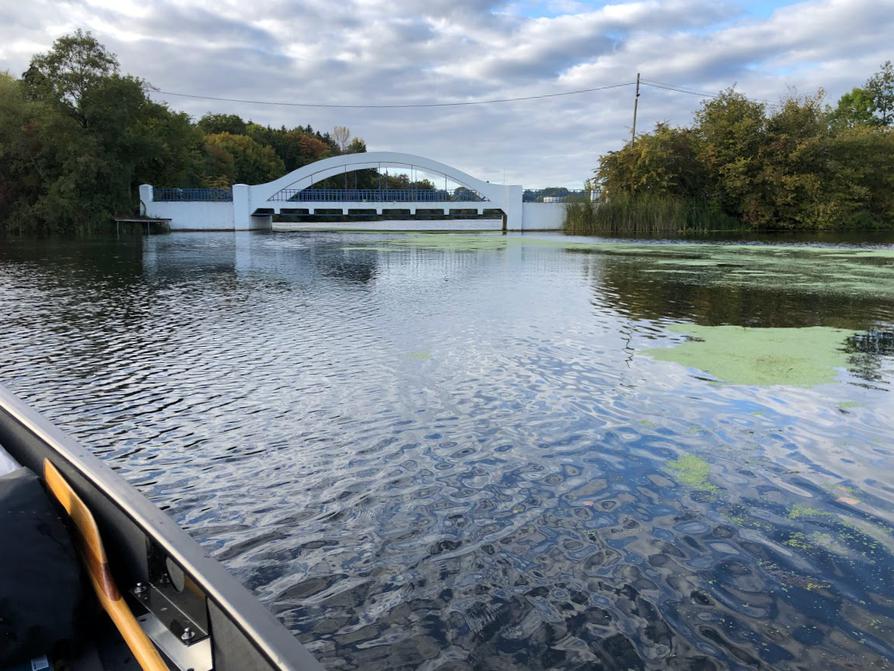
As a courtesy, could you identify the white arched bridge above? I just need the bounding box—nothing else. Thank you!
[141,151,566,232]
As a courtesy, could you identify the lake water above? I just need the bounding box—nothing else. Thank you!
[1,232,892,670]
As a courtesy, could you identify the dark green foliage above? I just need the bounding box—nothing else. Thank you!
[524,187,572,202]
[575,65,894,234]
[0,32,366,235]
[196,113,247,136]
[203,132,284,185]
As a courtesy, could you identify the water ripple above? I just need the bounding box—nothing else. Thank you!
[1,233,892,670]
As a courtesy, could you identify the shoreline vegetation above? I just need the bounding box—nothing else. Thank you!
[0,31,368,236]
[564,193,739,236]
[2,32,892,240]
[565,63,894,235]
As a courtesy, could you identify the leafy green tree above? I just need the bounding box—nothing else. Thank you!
[21,29,118,126]
[346,137,367,154]
[0,74,44,229]
[6,31,212,232]
[694,90,766,218]
[202,132,284,184]
[197,113,247,136]
[135,103,205,187]
[201,142,236,188]
[866,60,894,125]
[830,87,878,128]
[821,125,894,228]
[752,94,828,227]
[16,32,148,229]
[244,124,336,172]
[597,123,705,200]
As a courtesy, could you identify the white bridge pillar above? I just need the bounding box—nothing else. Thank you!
[139,184,154,217]
[233,184,251,230]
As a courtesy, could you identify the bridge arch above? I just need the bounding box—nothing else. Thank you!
[230,151,523,229]
[248,151,507,205]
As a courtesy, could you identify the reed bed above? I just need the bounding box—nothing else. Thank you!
[564,193,738,236]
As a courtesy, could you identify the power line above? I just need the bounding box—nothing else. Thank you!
[641,79,718,97]
[640,79,780,107]
[147,81,635,109]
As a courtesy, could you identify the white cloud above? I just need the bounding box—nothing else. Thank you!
[0,0,891,187]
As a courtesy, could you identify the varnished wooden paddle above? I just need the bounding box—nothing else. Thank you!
[43,458,168,671]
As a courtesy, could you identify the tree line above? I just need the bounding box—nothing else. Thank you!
[571,64,894,233]
[0,31,367,234]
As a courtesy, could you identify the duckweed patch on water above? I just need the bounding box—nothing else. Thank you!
[343,234,894,301]
[387,234,510,251]
[666,454,717,492]
[785,531,813,550]
[645,325,853,387]
[788,504,837,521]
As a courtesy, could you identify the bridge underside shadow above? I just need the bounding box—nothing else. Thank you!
[258,201,508,232]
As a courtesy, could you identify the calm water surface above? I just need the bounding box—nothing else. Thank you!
[1,232,892,670]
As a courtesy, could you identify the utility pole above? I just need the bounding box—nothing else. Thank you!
[631,72,641,144]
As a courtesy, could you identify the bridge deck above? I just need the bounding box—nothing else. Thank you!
[257,201,502,216]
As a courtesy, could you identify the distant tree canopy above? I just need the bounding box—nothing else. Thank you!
[524,187,573,202]
[593,64,894,230]
[202,133,284,186]
[0,31,366,234]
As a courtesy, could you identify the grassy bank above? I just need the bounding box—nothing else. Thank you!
[563,194,739,236]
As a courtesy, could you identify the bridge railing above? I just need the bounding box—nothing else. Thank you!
[270,188,486,203]
[154,187,233,202]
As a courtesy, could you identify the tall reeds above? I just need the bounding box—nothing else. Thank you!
[564,193,738,236]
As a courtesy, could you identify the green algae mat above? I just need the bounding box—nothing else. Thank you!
[666,453,718,492]
[645,325,854,386]
[342,234,894,300]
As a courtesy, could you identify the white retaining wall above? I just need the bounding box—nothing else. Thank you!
[141,185,259,231]
[520,202,565,230]
[146,200,235,230]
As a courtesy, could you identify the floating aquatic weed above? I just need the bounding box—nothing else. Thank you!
[788,504,837,521]
[384,233,610,252]
[666,453,718,492]
[785,531,812,550]
[407,351,432,361]
[387,234,509,251]
[804,579,831,592]
[342,246,400,252]
[654,258,720,267]
[644,325,854,386]
[613,243,894,301]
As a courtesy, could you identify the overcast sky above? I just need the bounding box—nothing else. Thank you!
[0,0,891,187]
